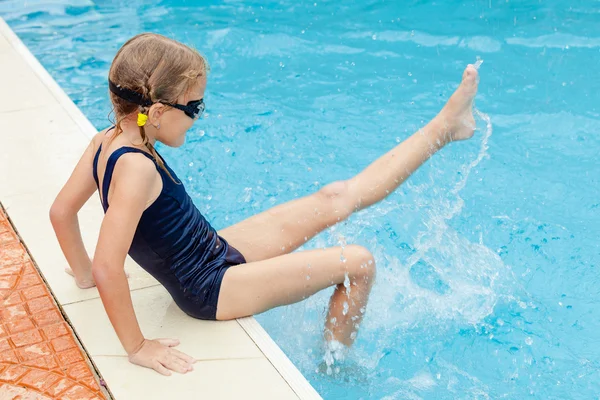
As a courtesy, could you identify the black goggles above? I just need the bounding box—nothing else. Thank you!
[164,98,205,120]
[108,79,205,120]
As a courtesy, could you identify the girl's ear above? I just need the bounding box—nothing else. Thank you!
[148,103,165,126]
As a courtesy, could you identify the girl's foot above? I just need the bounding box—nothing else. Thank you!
[437,64,479,142]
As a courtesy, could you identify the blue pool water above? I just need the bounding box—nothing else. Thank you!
[4,1,599,398]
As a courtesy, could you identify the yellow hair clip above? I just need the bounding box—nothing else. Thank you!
[137,113,148,127]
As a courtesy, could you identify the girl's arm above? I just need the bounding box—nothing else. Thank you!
[92,153,195,376]
[50,134,103,288]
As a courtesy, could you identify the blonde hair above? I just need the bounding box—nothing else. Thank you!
[107,33,209,179]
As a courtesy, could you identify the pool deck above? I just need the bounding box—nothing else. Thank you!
[0,18,321,400]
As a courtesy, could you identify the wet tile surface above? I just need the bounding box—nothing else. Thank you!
[0,207,107,400]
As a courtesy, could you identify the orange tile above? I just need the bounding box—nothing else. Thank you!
[16,343,52,362]
[57,348,84,367]
[27,296,54,314]
[0,364,29,382]
[50,336,76,353]
[1,291,23,306]
[10,329,43,348]
[0,231,18,246]
[66,362,90,381]
[0,274,18,290]
[16,272,42,289]
[20,369,61,392]
[22,355,58,370]
[0,263,23,276]
[5,316,35,334]
[0,338,11,352]
[41,323,69,340]
[46,377,75,397]
[0,349,18,363]
[31,309,62,327]
[0,242,27,267]
[21,284,47,300]
[0,209,106,400]
[59,384,99,400]
[0,304,27,321]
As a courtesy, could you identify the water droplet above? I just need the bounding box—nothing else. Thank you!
[372,34,377,40]
[525,337,533,346]
[189,162,194,167]
[342,301,349,315]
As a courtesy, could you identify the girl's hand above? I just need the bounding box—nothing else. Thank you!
[64,267,130,289]
[128,338,196,376]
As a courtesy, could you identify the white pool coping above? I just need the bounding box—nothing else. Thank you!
[0,17,321,400]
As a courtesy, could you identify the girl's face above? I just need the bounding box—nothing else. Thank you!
[155,76,206,147]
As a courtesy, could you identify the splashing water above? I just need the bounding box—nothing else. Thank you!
[309,69,520,399]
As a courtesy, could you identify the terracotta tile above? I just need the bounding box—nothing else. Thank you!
[16,342,52,361]
[0,349,18,363]
[27,296,54,314]
[0,230,18,246]
[46,377,75,397]
[0,263,23,276]
[32,309,62,327]
[20,369,61,392]
[66,362,90,380]
[21,284,47,300]
[50,335,76,353]
[22,355,58,370]
[41,323,69,340]
[0,304,27,321]
[10,329,43,348]
[1,290,23,306]
[16,273,42,289]
[0,274,18,290]
[0,363,7,373]
[23,262,37,274]
[5,316,35,334]
[0,325,6,338]
[81,373,101,391]
[60,384,99,400]
[57,348,84,367]
[0,364,28,382]
[0,243,27,267]
[0,338,11,352]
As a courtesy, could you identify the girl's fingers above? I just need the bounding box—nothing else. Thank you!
[153,362,172,376]
[169,348,196,364]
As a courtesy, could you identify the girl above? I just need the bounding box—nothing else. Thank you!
[50,33,479,376]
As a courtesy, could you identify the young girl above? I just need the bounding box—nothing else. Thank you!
[50,33,479,376]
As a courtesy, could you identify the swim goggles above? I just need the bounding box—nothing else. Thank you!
[108,79,205,120]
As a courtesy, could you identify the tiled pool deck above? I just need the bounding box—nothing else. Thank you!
[0,17,321,400]
[1,206,107,399]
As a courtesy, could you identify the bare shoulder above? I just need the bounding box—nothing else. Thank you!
[111,151,159,193]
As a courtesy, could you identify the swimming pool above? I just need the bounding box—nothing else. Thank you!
[4,0,599,398]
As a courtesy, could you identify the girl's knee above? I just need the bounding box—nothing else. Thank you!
[345,244,376,282]
[318,180,353,218]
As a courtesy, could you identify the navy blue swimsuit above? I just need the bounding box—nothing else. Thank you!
[92,134,246,320]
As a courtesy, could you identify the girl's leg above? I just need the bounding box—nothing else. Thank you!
[217,245,376,347]
[219,65,479,262]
